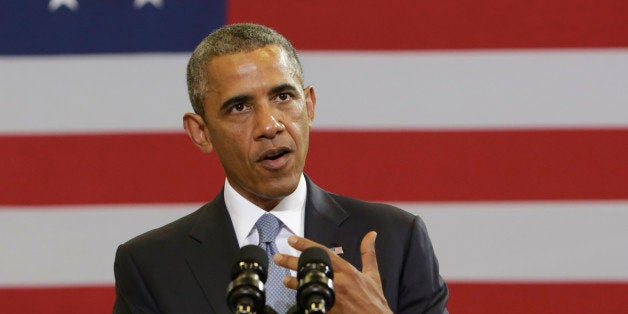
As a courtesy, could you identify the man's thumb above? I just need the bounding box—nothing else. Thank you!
[360,231,380,275]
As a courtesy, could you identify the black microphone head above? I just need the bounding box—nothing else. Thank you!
[227,245,269,313]
[230,244,268,282]
[297,247,335,312]
[298,247,333,279]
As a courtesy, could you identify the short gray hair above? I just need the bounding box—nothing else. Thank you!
[186,23,303,117]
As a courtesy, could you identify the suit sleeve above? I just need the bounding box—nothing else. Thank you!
[397,216,449,314]
[113,244,160,314]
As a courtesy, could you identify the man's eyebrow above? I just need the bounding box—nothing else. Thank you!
[269,83,299,95]
[219,84,299,111]
[220,94,252,111]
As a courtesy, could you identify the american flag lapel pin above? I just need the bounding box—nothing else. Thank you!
[330,245,344,255]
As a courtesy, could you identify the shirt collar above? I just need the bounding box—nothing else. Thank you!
[224,174,307,247]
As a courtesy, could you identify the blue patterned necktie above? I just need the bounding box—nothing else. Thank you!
[255,213,295,313]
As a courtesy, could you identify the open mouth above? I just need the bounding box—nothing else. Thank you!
[261,147,290,161]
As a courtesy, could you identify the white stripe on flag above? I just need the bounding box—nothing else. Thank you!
[0,205,194,286]
[2,49,628,134]
[402,201,628,281]
[1,201,627,286]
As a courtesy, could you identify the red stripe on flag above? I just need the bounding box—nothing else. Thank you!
[1,132,224,206]
[227,0,628,50]
[1,129,627,205]
[2,282,627,313]
[448,282,628,313]
[0,286,115,313]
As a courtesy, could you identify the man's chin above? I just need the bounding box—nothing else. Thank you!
[255,174,300,194]
[257,183,298,200]
[246,186,295,211]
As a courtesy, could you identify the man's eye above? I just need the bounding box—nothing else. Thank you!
[275,93,291,102]
[230,103,247,113]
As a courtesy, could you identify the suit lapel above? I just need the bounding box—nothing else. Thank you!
[185,192,239,314]
[303,178,358,264]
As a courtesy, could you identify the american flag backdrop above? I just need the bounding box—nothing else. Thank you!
[1,1,628,313]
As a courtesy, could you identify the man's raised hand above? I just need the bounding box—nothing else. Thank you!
[274,231,393,314]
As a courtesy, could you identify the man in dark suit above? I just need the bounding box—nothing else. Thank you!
[114,23,448,313]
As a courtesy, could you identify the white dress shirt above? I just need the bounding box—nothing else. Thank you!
[224,174,306,266]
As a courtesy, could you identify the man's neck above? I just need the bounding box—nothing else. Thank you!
[223,174,307,248]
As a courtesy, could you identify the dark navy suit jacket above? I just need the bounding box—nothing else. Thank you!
[113,178,449,313]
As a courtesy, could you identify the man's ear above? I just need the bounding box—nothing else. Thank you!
[304,86,316,124]
[183,112,213,153]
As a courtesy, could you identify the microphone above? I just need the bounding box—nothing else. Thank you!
[226,245,269,314]
[296,247,335,314]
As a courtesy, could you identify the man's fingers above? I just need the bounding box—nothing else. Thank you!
[274,253,299,271]
[287,235,328,252]
[360,231,380,275]
[283,276,298,290]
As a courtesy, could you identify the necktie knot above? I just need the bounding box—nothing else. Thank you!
[255,213,282,244]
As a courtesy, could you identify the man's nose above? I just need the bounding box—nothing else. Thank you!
[254,104,285,139]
